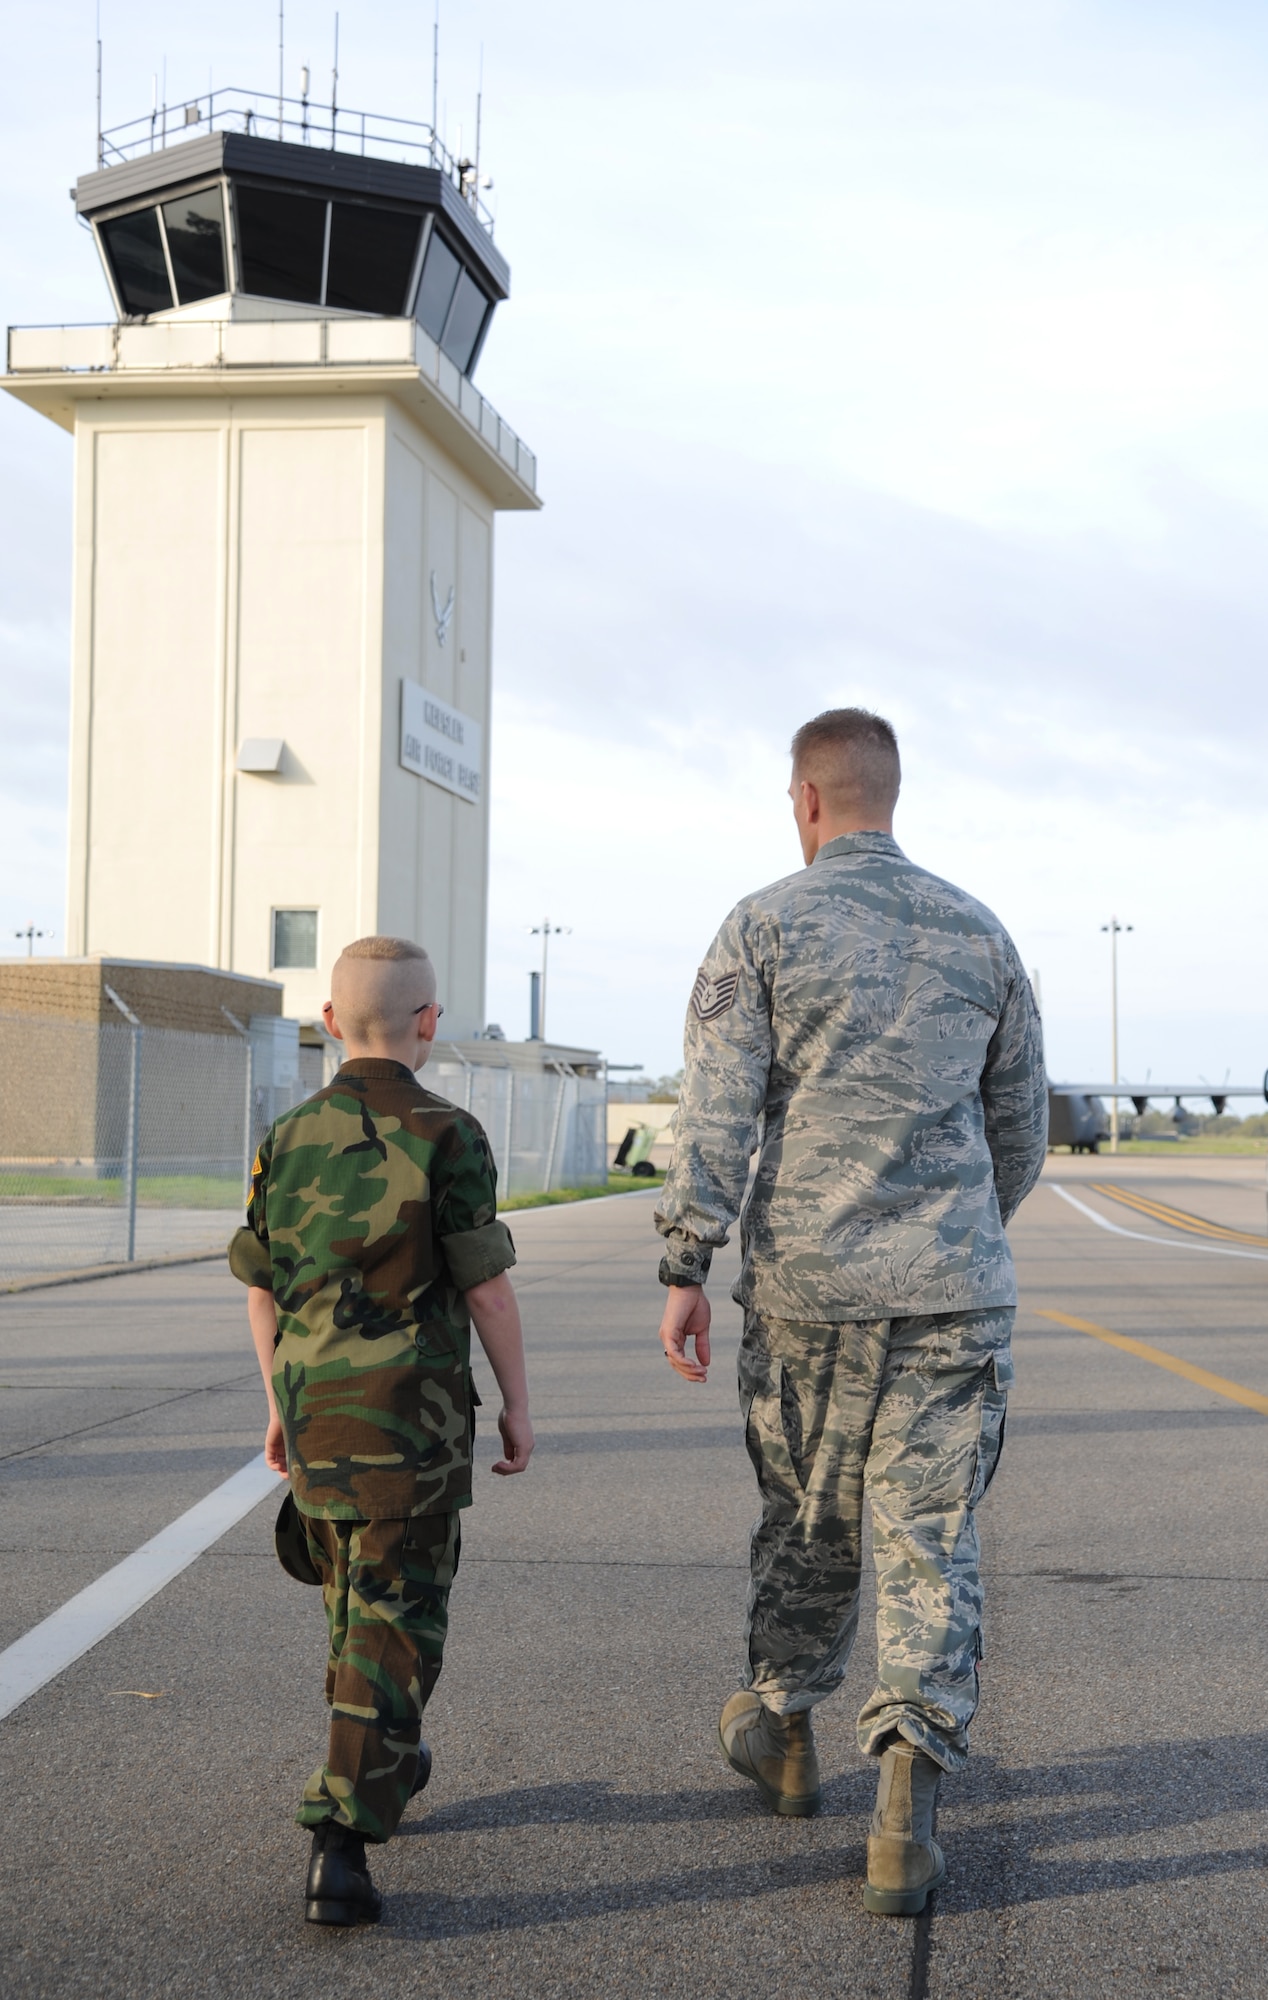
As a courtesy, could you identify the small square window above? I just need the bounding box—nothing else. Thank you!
[272,909,318,970]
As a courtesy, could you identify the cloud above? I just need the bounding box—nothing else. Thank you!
[1,0,1265,1085]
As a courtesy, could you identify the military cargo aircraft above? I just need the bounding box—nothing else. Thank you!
[1047,1074,1268,1153]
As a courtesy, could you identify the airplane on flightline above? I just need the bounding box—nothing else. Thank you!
[1047,1073,1268,1153]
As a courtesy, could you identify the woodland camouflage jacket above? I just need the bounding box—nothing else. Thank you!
[656,832,1048,1319]
[228,1058,515,1520]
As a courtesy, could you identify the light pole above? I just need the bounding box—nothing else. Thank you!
[14,924,49,957]
[1100,916,1133,1154]
[528,920,571,1043]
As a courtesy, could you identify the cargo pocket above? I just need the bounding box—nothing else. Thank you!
[778,1363,807,1488]
[738,1316,790,1496]
[969,1346,1013,1506]
[466,1368,481,1441]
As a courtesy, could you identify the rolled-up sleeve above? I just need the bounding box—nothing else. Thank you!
[441,1219,517,1290]
[981,954,1049,1225]
[228,1224,272,1288]
[434,1115,517,1292]
[655,905,772,1285]
[227,1136,273,1288]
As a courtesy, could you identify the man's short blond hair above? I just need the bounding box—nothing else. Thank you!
[790,707,901,817]
[330,935,437,1044]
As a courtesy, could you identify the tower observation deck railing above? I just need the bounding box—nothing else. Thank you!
[97,87,496,238]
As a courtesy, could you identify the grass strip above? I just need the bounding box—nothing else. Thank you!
[499,1173,664,1214]
[0,1175,244,1209]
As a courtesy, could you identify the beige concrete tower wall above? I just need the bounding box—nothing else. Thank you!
[379,411,494,1035]
[63,386,498,1028]
[227,402,382,1022]
[68,419,228,968]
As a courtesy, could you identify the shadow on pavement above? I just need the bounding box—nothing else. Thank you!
[942,1735,1268,1910]
[381,1844,867,1939]
[402,1768,876,1835]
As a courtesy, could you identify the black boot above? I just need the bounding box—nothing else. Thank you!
[304,1822,383,1927]
[411,1736,433,1798]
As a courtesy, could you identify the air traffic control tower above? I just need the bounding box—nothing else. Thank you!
[2,87,540,1035]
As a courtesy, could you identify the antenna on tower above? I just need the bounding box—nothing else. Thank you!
[95,3,103,166]
[331,12,339,148]
[278,0,285,141]
[474,42,483,196]
[431,1,440,154]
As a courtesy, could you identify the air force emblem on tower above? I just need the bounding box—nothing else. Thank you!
[690,968,740,1022]
[430,571,456,647]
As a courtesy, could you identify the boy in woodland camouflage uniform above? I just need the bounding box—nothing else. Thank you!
[230,935,533,1928]
[655,710,1047,1916]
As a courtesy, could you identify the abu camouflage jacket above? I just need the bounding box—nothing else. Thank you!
[656,832,1048,1318]
[228,1058,515,1520]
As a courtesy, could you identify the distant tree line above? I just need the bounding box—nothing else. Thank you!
[1121,1109,1268,1139]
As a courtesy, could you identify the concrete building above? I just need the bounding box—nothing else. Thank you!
[0,955,284,1170]
[2,92,540,1037]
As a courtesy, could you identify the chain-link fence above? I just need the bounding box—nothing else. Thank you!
[0,1014,606,1285]
[0,1009,309,1283]
[429,1057,608,1197]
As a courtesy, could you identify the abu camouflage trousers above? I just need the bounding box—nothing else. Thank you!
[296,1509,461,1843]
[739,1305,1013,1772]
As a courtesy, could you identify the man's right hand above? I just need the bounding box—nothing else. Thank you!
[659,1284,712,1383]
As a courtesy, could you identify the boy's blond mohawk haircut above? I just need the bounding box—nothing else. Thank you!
[331,936,436,1044]
[340,935,428,962]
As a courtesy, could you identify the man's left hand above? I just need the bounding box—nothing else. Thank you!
[659,1284,712,1383]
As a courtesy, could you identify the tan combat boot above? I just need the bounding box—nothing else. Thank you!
[718,1690,821,1817]
[863,1738,947,1915]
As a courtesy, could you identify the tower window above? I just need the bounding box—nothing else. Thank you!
[272,909,318,970]
[441,269,491,373]
[235,186,326,304]
[162,187,228,304]
[326,202,422,315]
[414,233,460,342]
[99,208,173,316]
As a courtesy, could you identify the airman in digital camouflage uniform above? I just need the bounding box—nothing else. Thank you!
[655,708,1046,1915]
[230,935,533,1928]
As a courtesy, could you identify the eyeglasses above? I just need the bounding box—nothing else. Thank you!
[413,1001,444,1019]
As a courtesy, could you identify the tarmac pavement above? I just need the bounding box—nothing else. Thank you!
[0,1203,234,1280]
[0,1157,1266,1997]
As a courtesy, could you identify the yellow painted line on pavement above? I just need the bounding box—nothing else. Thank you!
[1048,1184,1268,1262]
[1089,1182,1268,1249]
[1034,1309,1268,1417]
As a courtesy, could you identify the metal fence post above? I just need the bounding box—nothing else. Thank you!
[123,1025,141,1259]
[543,1063,572,1194]
[104,985,141,1261]
[442,1042,475,1110]
[221,1008,255,1208]
[502,1070,515,1195]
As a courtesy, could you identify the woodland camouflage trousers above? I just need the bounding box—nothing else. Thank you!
[296,1509,461,1843]
[739,1306,1013,1772]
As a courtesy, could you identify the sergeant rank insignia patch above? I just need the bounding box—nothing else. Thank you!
[690,968,740,1022]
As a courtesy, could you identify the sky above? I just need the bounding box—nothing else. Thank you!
[1,1,1266,1089]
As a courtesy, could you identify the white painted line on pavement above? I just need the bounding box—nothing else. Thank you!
[1049,1183,1268,1263]
[0,1453,284,1723]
